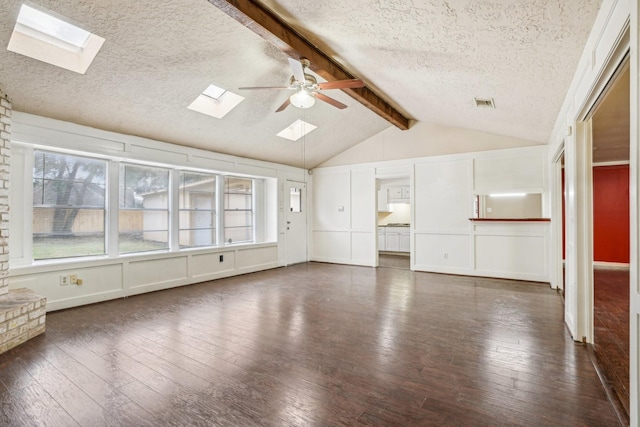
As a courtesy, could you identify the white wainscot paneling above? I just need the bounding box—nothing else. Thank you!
[313,231,350,262]
[236,246,278,270]
[191,251,236,278]
[414,160,471,233]
[474,233,547,281]
[414,233,471,273]
[313,171,351,230]
[351,231,374,265]
[10,264,124,311]
[129,256,188,289]
[351,169,375,231]
[474,152,544,194]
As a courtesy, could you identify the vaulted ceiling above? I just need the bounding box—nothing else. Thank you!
[0,1,603,169]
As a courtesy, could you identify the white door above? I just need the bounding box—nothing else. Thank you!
[285,180,307,265]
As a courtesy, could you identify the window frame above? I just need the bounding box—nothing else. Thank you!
[223,175,255,245]
[13,145,268,266]
[32,149,108,260]
[118,162,171,255]
[177,171,218,249]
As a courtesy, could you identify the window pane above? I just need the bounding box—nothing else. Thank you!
[225,193,252,210]
[179,172,216,248]
[290,187,302,212]
[118,164,169,254]
[34,151,106,184]
[179,173,215,209]
[33,207,105,259]
[225,210,253,227]
[224,176,253,244]
[119,164,169,208]
[179,229,215,248]
[32,150,107,260]
[225,177,252,193]
[180,210,213,229]
[119,210,168,231]
[36,180,105,206]
[224,227,252,244]
[119,210,168,253]
[119,231,168,253]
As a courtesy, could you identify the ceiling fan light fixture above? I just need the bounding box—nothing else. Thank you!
[290,89,315,109]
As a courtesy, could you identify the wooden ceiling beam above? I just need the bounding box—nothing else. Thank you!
[207,0,411,130]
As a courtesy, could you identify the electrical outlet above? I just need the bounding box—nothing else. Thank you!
[69,274,78,285]
[219,254,224,262]
[60,275,69,286]
[443,252,448,259]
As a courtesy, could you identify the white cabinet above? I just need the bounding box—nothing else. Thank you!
[385,229,400,251]
[399,229,410,252]
[402,186,410,199]
[377,190,390,212]
[378,227,386,251]
[379,226,409,252]
[388,187,404,200]
[387,186,410,203]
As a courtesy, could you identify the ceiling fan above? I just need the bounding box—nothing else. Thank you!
[239,58,365,112]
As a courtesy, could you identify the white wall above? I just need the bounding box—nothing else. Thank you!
[311,166,377,266]
[312,145,550,282]
[546,0,629,340]
[378,204,410,225]
[545,0,638,423]
[319,121,544,168]
[10,112,307,311]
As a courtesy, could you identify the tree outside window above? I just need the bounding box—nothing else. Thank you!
[32,150,106,259]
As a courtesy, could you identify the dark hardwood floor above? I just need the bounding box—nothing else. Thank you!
[378,253,410,270]
[594,267,630,418]
[0,263,620,426]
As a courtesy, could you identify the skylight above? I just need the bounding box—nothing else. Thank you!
[7,4,105,74]
[202,84,227,100]
[187,84,244,119]
[16,5,90,49]
[277,119,317,141]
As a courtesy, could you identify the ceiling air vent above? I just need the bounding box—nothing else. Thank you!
[474,97,495,109]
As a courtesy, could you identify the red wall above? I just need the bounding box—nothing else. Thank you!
[593,165,629,263]
[562,165,629,263]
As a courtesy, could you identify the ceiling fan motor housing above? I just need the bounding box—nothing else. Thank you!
[289,74,317,88]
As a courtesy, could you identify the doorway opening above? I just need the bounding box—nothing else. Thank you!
[376,177,410,270]
[590,61,630,417]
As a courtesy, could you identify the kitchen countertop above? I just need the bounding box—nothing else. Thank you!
[378,224,410,227]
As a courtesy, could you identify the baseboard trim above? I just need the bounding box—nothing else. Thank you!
[593,261,630,270]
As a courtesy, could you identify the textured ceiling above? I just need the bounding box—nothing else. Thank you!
[0,0,603,169]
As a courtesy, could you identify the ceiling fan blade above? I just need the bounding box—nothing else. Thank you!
[288,58,306,83]
[275,97,291,112]
[238,86,290,90]
[315,92,347,109]
[317,79,365,90]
